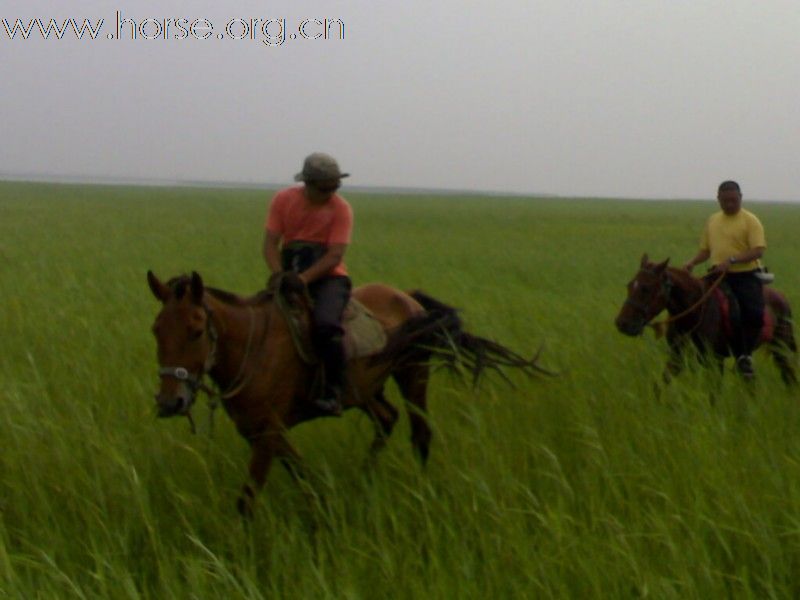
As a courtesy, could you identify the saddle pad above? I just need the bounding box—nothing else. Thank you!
[713,288,774,344]
[343,299,387,360]
[760,310,775,344]
[714,288,735,339]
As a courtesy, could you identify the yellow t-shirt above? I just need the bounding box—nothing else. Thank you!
[699,208,766,272]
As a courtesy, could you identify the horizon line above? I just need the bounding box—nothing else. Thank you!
[1,172,797,204]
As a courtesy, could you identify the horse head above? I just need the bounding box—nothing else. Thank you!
[615,253,672,336]
[147,270,216,418]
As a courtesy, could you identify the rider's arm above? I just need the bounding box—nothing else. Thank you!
[729,246,765,265]
[683,249,710,272]
[298,197,352,285]
[708,246,766,274]
[263,230,283,274]
[299,244,347,285]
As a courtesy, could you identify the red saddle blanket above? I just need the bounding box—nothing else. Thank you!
[713,288,774,344]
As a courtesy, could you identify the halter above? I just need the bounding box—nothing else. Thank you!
[157,303,257,433]
[623,268,674,319]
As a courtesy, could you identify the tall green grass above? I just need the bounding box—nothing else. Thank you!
[2,181,800,598]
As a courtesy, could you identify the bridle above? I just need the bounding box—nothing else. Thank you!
[648,270,726,336]
[623,267,726,337]
[623,268,674,327]
[157,302,257,433]
[158,305,218,395]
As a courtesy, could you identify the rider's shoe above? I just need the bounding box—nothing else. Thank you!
[736,355,755,380]
[312,386,343,417]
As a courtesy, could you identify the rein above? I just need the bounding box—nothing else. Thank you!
[271,272,318,365]
[648,270,726,338]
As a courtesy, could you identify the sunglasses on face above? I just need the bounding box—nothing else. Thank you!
[312,181,340,194]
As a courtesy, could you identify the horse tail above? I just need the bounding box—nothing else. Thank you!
[372,290,553,385]
[766,288,797,351]
[764,288,798,386]
[780,309,797,354]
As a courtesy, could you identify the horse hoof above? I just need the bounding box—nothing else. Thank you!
[237,496,254,519]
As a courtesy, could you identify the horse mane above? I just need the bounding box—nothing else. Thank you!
[165,274,272,306]
[665,266,703,291]
[207,287,273,306]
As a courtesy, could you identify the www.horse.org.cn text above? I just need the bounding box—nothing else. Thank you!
[1,12,346,47]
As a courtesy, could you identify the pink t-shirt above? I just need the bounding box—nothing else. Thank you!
[265,185,353,276]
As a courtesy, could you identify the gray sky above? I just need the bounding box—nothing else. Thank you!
[2,0,800,200]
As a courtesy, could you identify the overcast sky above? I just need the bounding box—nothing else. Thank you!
[2,1,799,200]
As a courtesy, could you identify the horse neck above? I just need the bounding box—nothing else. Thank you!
[204,294,266,390]
[664,267,705,317]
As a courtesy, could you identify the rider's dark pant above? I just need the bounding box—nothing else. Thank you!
[725,271,764,357]
[308,276,351,392]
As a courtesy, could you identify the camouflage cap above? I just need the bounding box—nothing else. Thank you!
[294,152,350,182]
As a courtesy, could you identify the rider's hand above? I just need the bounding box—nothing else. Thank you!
[280,271,307,295]
[711,261,730,275]
[267,270,306,294]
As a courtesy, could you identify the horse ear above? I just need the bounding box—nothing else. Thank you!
[654,258,670,273]
[190,271,204,304]
[147,270,169,302]
[640,253,649,267]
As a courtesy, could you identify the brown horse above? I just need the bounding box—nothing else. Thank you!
[615,254,797,385]
[147,271,546,514]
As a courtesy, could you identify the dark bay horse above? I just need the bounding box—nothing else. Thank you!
[147,271,547,514]
[615,254,797,385]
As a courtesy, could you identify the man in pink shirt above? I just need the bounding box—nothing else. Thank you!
[263,153,354,415]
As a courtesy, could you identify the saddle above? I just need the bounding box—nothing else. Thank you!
[712,284,774,344]
[277,291,387,364]
[342,299,388,360]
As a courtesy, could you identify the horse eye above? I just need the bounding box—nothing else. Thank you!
[188,328,203,341]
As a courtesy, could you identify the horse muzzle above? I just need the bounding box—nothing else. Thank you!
[154,391,195,418]
[615,316,645,337]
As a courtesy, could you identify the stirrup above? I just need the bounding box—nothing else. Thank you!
[736,355,755,378]
[312,397,342,416]
[312,386,343,416]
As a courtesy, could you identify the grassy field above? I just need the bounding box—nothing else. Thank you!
[2,180,800,598]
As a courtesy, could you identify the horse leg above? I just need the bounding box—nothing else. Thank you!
[706,357,724,406]
[773,351,798,387]
[663,358,682,384]
[770,317,798,387]
[277,435,309,486]
[273,433,328,525]
[237,429,299,517]
[665,332,688,381]
[392,364,432,464]
[359,387,399,460]
[655,343,684,398]
[655,331,697,401]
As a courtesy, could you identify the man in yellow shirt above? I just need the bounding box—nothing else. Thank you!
[683,180,766,378]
